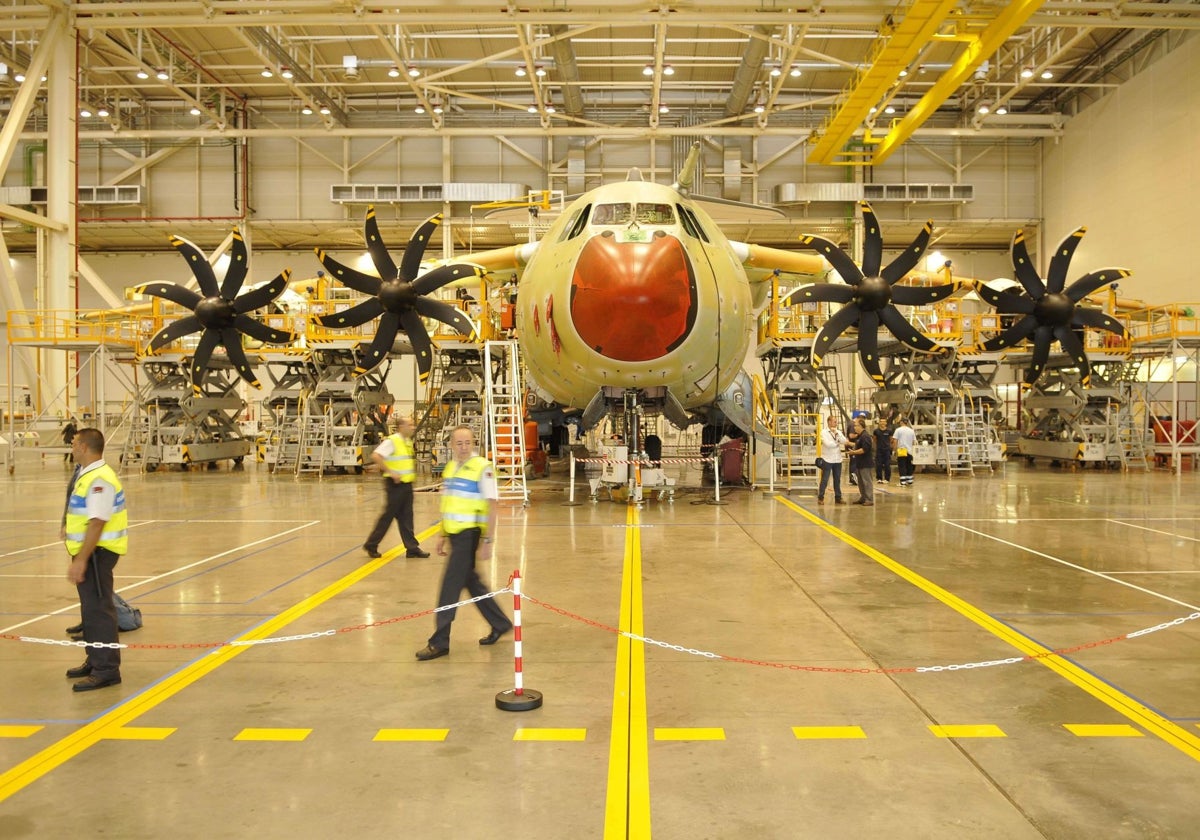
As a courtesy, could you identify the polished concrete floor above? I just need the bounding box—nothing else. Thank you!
[1,452,1198,839]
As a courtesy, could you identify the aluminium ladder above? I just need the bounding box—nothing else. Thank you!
[483,340,528,504]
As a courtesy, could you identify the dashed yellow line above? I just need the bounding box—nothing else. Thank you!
[1063,724,1143,738]
[775,496,1200,764]
[0,726,43,738]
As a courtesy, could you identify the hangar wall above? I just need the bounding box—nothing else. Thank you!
[1042,32,1199,305]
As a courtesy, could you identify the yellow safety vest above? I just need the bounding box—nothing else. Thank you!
[64,463,128,556]
[440,456,491,535]
[381,433,416,483]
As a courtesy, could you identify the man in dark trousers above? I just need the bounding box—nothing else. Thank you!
[415,425,512,661]
[63,427,126,691]
[363,414,429,559]
[846,417,875,506]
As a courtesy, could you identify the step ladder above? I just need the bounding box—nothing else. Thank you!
[295,414,331,474]
[775,408,819,492]
[940,412,975,475]
[483,340,528,504]
[414,353,446,462]
[120,415,152,471]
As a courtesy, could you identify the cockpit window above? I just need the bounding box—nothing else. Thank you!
[635,203,675,225]
[560,204,592,242]
[676,204,710,243]
[591,203,632,225]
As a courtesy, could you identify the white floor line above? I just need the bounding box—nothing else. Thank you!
[0,520,157,559]
[0,520,320,634]
[942,520,1200,612]
[1106,519,1200,543]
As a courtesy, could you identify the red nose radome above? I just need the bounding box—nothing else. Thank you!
[569,234,697,362]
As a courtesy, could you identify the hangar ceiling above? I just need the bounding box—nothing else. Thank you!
[0,1,1197,254]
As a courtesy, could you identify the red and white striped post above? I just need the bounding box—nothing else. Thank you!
[496,569,543,711]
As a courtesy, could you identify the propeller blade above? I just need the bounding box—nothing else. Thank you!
[1072,305,1128,337]
[220,229,250,299]
[170,235,220,297]
[799,235,864,287]
[1054,324,1092,385]
[400,310,436,382]
[399,215,443,282]
[146,314,202,352]
[188,329,221,389]
[355,311,400,375]
[1046,227,1086,295]
[891,281,960,306]
[412,263,485,296]
[133,282,201,311]
[881,220,934,284]
[979,313,1037,352]
[811,302,861,366]
[1065,268,1132,302]
[234,269,292,314]
[781,283,853,307]
[857,309,884,385]
[220,327,262,388]
[860,202,883,278]
[314,298,384,329]
[415,296,477,337]
[1009,230,1046,299]
[364,206,399,281]
[235,313,295,345]
[315,249,382,296]
[1026,324,1054,384]
[880,306,941,353]
[973,282,1036,314]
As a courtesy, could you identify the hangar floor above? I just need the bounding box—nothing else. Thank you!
[1,454,1198,839]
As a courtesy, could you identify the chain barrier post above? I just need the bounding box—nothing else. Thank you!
[496,569,543,711]
[713,452,721,503]
[564,451,582,505]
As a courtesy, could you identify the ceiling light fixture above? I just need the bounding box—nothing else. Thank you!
[527,103,538,113]
[662,64,675,76]
[301,104,313,115]
[97,105,109,117]
[898,68,909,78]
[79,107,92,118]
[977,101,991,114]
[155,67,169,81]
[545,101,556,113]
[1020,66,1034,79]
[387,66,400,78]
[534,64,546,77]
[753,101,765,114]
[432,101,444,115]
[790,67,802,77]
[261,68,274,78]
[135,69,150,80]
[189,106,201,116]
[884,104,896,114]
[14,72,25,83]
[995,105,1008,115]
[659,104,669,114]
[319,105,331,115]
[515,66,527,77]
[642,63,654,77]
[1040,69,1054,80]
[280,66,294,80]
[414,104,425,114]
[407,65,420,78]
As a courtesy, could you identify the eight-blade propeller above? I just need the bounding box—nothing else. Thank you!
[973,227,1130,386]
[783,201,959,385]
[314,209,483,380]
[134,229,296,393]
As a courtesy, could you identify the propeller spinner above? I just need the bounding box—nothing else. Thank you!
[314,209,483,380]
[134,229,296,393]
[974,227,1130,386]
[783,201,959,385]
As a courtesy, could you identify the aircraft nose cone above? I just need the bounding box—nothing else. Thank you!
[569,232,697,362]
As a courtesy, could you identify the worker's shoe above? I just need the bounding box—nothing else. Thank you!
[65,622,83,635]
[415,645,449,661]
[65,662,92,679]
[479,624,513,646]
[363,545,382,559]
[406,549,431,558]
[73,674,121,692]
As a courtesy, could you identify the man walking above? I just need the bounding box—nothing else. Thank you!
[415,426,512,661]
[63,428,126,692]
[847,417,875,506]
[364,414,429,559]
[892,416,917,486]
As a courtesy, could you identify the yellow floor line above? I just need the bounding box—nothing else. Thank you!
[0,726,43,739]
[775,496,1200,764]
[1063,724,1144,737]
[0,527,440,803]
[604,505,651,839]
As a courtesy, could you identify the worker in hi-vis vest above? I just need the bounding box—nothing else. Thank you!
[364,414,429,559]
[62,427,127,692]
[415,425,512,661]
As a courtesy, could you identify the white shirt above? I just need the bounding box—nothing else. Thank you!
[892,425,916,452]
[819,427,848,463]
[77,459,117,521]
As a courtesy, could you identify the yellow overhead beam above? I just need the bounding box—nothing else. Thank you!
[807,0,961,165]
[871,0,1048,165]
